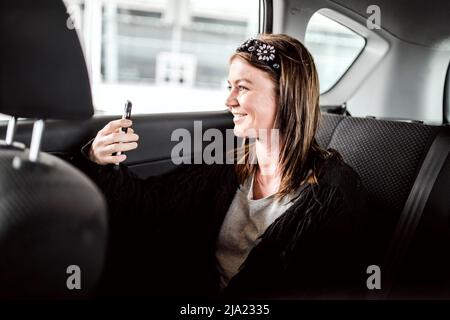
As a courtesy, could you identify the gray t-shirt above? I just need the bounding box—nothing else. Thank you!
[215,173,297,290]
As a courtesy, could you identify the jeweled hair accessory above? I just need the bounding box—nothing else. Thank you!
[236,38,281,75]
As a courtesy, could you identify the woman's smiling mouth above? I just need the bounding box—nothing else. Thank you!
[233,113,247,123]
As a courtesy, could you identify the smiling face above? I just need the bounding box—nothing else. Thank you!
[226,57,278,138]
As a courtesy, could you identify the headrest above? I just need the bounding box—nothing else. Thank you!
[0,150,107,298]
[0,0,93,120]
[327,117,438,212]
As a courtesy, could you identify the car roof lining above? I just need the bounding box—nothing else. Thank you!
[328,0,450,50]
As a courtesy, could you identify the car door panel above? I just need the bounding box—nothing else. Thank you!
[0,110,233,177]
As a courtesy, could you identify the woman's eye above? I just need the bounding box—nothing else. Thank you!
[227,85,248,92]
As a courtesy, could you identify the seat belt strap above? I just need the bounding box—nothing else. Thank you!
[381,127,450,297]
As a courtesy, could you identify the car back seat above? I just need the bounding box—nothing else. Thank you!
[316,113,450,298]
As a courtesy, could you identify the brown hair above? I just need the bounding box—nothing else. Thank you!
[231,33,330,200]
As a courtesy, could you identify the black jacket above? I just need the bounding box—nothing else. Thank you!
[73,144,368,299]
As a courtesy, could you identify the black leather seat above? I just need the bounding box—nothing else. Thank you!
[317,113,450,298]
[0,0,107,298]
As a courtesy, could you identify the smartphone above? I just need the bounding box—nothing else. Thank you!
[120,100,132,133]
[114,100,133,159]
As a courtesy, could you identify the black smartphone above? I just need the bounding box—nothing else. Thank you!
[114,100,133,158]
[120,100,133,133]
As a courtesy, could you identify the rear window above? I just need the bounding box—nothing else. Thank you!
[305,12,365,93]
[63,0,260,115]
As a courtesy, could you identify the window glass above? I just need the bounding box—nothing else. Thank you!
[63,0,259,115]
[305,12,365,93]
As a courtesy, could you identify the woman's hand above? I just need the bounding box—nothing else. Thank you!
[89,118,139,165]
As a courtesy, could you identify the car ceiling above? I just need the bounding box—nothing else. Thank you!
[328,0,450,49]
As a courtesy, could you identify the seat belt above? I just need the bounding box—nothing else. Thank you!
[381,127,450,298]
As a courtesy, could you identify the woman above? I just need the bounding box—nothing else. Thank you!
[75,34,367,299]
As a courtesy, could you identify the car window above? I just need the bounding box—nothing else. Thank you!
[305,12,365,94]
[62,0,259,115]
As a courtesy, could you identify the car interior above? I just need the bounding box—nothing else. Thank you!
[0,0,449,300]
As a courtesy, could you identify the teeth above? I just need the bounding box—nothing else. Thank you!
[234,114,247,118]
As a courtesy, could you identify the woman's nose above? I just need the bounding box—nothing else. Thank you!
[225,90,239,109]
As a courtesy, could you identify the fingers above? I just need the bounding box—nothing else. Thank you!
[114,127,134,134]
[104,154,127,164]
[90,119,139,165]
[100,118,133,135]
[103,141,138,155]
[101,131,139,146]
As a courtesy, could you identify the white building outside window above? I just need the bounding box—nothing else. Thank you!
[63,0,260,115]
